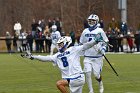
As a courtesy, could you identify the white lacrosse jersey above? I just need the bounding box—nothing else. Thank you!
[80,27,108,62]
[51,31,61,45]
[34,46,84,79]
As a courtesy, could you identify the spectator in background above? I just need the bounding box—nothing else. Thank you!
[44,25,51,53]
[107,27,118,52]
[36,23,45,52]
[75,29,81,44]
[137,23,140,32]
[69,30,75,46]
[120,21,127,35]
[17,33,23,52]
[99,20,104,29]
[14,21,22,35]
[39,32,45,53]
[5,32,12,53]
[117,29,124,52]
[108,17,119,52]
[26,31,33,52]
[39,19,46,33]
[106,27,112,52]
[134,31,140,52]
[52,18,56,25]
[13,32,18,52]
[84,20,89,28]
[21,31,28,51]
[34,32,40,52]
[38,20,43,33]
[55,17,62,33]
[31,19,39,37]
[47,18,53,28]
[127,31,134,52]
[108,17,119,32]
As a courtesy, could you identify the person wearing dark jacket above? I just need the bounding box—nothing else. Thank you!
[134,31,140,52]
[13,33,18,52]
[26,31,33,52]
[5,32,12,53]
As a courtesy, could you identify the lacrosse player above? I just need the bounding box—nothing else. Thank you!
[21,35,103,93]
[80,14,109,93]
[50,25,61,55]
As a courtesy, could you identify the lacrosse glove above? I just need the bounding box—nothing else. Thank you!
[21,51,34,60]
[94,33,103,43]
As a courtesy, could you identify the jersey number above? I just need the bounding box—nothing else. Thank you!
[61,57,69,67]
[52,35,57,39]
[88,38,92,41]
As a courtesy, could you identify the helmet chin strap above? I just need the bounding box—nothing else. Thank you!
[88,23,98,31]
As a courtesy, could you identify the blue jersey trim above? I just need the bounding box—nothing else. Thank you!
[64,75,81,80]
[63,73,84,80]
[84,55,103,58]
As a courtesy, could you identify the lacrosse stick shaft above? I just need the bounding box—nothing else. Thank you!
[107,43,113,48]
[102,40,113,48]
[105,42,113,48]
[103,55,119,76]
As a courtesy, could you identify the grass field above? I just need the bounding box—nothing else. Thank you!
[0,53,140,93]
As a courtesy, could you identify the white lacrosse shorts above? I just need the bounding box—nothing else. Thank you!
[69,74,85,93]
[84,58,103,79]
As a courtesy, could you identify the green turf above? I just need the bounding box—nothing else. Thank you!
[0,53,140,93]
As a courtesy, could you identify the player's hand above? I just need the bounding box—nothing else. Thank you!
[94,33,103,43]
[100,48,106,55]
[21,51,34,60]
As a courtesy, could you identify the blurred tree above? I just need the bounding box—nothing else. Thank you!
[0,0,139,36]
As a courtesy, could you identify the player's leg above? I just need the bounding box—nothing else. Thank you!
[95,75,104,93]
[98,79,104,93]
[50,44,55,55]
[92,58,104,93]
[56,79,69,93]
[84,62,94,93]
[69,74,85,93]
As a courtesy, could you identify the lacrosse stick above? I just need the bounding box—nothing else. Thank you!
[21,51,34,60]
[102,40,113,48]
[95,33,113,48]
[95,33,118,76]
[103,54,119,76]
[20,43,34,60]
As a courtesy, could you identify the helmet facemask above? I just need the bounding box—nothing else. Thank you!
[88,19,97,27]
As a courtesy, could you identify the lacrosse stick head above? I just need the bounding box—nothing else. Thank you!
[21,51,34,60]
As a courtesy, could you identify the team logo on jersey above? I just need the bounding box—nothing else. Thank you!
[85,34,96,37]
[57,51,70,58]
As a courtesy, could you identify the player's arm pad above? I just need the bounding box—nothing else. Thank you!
[32,55,53,62]
[99,43,107,55]
[82,40,97,50]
